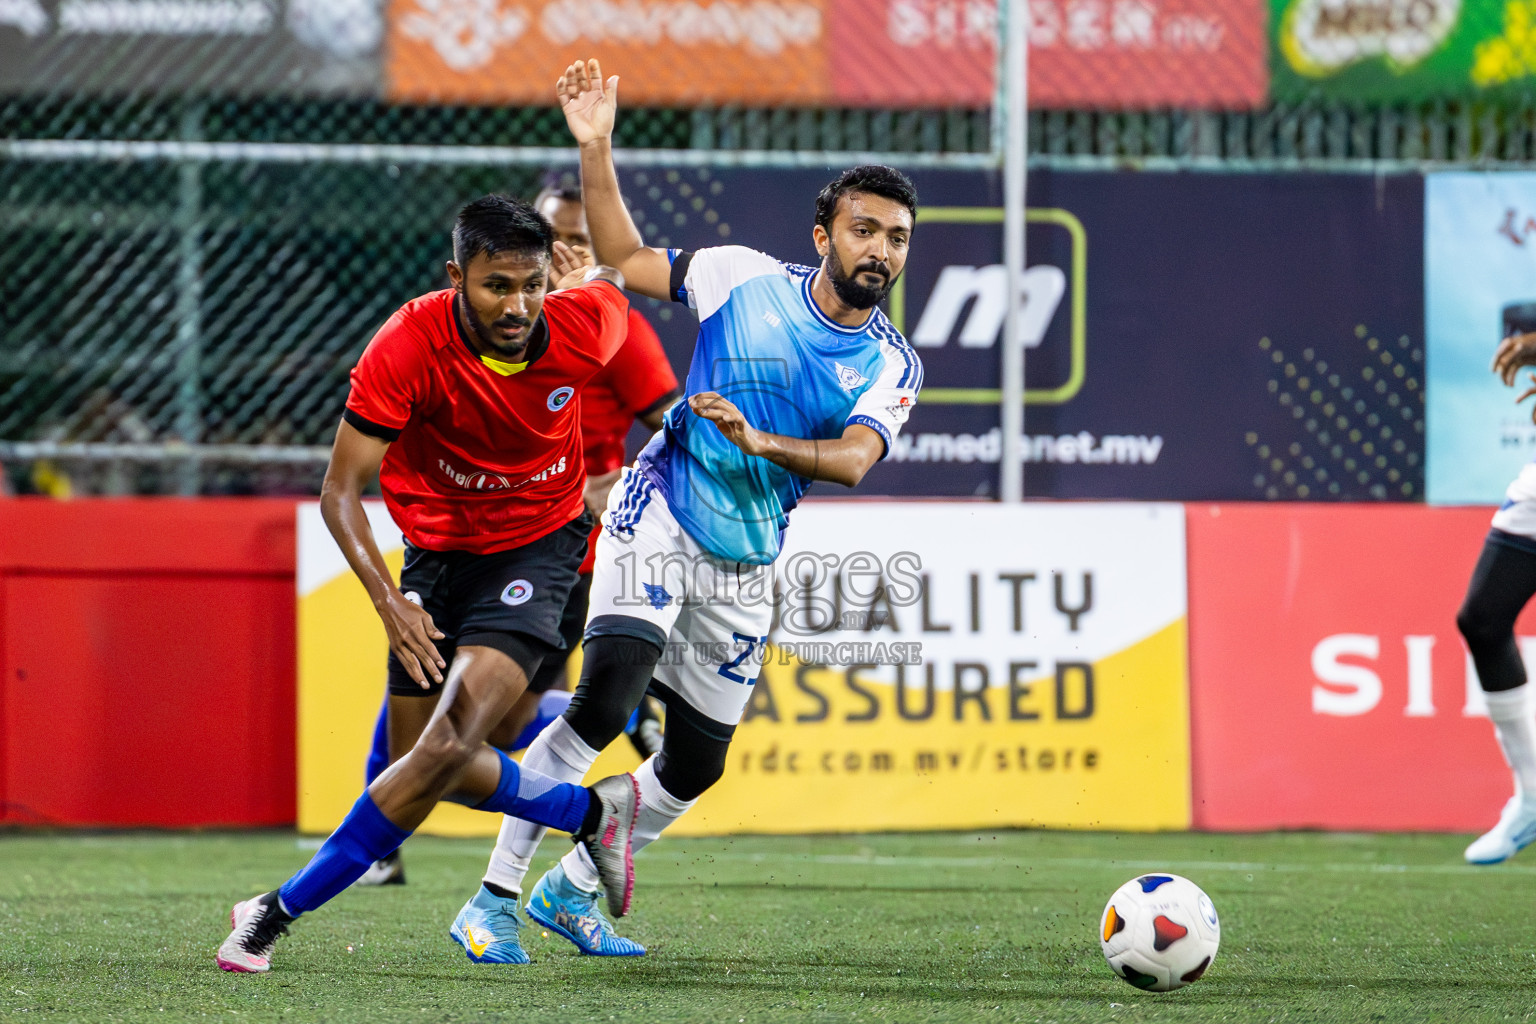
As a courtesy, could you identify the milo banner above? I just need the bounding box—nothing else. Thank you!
[296,501,1190,835]
[1272,0,1536,102]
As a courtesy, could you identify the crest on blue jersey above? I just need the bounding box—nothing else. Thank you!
[833,362,868,392]
[642,583,672,610]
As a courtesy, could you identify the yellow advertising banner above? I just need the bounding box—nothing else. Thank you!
[297,502,1190,836]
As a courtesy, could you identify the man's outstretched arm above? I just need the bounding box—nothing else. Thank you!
[689,392,885,488]
[556,58,673,302]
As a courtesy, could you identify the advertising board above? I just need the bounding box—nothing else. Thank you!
[832,0,1268,108]
[383,0,1263,106]
[0,0,379,95]
[1188,502,1522,831]
[296,501,1191,835]
[618,168,1425,500]
[1425,171,1536,505]
[1271,0,1536,103]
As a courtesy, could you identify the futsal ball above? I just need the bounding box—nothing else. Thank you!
[1099,873,1219,992]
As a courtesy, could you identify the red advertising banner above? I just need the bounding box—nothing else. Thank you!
[829,0,993,106]
[1029,0,1268,107]
[1188,503,1534,832]
[830,0,1268,108]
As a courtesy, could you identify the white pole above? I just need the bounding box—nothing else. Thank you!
[999,0,1028,503]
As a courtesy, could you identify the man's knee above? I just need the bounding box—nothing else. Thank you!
[1458,600,1510,652]
[655,742,728,803]
[564,633,663,749]
[412,718,478,777]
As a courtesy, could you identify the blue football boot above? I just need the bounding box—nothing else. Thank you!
[449,884,531,964]
[525,862,646,956]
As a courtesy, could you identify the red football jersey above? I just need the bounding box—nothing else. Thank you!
[345,281,628,554]
[576,307,679,573]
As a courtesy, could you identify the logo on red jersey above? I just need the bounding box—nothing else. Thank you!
[547,386,575,412]
[438,459,511,491]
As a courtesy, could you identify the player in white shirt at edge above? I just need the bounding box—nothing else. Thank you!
[447,58,925,962]
[1459,329,1536,864]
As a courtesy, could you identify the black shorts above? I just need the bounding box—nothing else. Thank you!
[526,570,593,695]
[386,513,591,697]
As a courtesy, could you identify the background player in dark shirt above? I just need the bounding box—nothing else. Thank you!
[216,195,641,974]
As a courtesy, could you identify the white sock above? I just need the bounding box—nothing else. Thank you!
[560,756,698,893]
[1484,684,1536,800]
[483,717,598,892]
[631,755,697,854]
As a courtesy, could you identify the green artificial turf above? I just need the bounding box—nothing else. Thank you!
[1,829,1534,1022]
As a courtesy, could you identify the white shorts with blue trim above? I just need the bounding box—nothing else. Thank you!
[586,467,775,729]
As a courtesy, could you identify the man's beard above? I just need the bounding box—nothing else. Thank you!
[461,293,532,360]
[824,238,894,310]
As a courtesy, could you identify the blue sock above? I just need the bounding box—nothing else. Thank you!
[364,696,390,785]
[475,748,590,834]
[279,791,410,915]
[510,690,574,751]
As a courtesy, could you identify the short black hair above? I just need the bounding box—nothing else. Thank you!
[814,165,918,231]
[452,194,553,269]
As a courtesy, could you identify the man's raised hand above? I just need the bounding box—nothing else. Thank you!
[549,240,594,291]
[557,58,618,145]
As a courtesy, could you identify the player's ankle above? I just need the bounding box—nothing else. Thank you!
[575,790,602,840]
[483,881,519,900]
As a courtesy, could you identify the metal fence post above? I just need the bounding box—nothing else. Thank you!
[174,102,205,496]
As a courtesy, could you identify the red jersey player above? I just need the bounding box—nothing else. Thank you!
[217,195,641,974]
[354,187,680,892]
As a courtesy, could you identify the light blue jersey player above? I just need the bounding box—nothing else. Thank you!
[633,245,920,565]
[451,58,924,965]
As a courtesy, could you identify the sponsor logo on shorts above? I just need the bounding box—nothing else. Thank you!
[547,386,575,411]
[500,579,534,606]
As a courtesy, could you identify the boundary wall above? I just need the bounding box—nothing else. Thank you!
[2,497,1523,834]
[0,498,296,827]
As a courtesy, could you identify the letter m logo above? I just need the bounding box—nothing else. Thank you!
[911,265,1066,349]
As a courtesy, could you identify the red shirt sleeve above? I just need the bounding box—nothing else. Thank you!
[550,279,630,368]
[345,313,433,438]
[594,309,681,416]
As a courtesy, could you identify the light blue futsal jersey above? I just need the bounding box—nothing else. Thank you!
[632,245,922,565]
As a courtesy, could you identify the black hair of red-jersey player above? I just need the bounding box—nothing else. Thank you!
[452,193,555,270]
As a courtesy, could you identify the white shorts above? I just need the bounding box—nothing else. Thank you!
[1493,462,1536,539]
[585,467,775,730]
